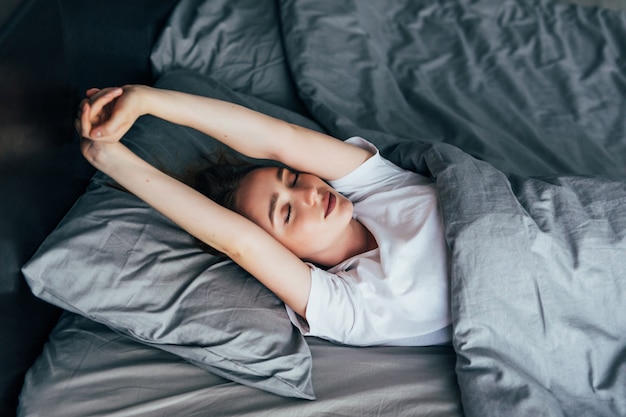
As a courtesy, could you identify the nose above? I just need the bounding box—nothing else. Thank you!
[295,185,317,207]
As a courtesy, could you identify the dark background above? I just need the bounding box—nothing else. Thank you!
[0,1,178,415]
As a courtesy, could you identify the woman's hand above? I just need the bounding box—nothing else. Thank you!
[75,85,148,143]
[76,85,149,169]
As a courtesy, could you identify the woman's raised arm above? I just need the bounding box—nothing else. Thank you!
[79,85,373,181]
[78,93,312,318]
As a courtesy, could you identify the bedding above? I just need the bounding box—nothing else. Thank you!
[19,312,461,416]
[422,143,626,416]
[150,0,305,113]
[19,0,626,415]
[278,0,626,178]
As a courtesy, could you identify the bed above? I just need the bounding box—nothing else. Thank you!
[16,0,626,416]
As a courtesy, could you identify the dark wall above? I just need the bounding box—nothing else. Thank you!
[0,1,179,415]
[0,0,26,27]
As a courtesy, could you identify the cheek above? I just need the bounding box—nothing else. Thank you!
[336,195,353,221]
[282,212,321,251]
[294,212,319,237]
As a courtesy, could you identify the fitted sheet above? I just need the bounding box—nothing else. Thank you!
[19,313,462,417]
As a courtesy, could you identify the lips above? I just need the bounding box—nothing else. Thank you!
[325,192,336,218]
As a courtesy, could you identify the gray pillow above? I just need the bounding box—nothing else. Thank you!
[22,71,324,399]
[151,0,305,113]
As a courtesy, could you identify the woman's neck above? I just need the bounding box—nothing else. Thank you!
[314,219,377,268]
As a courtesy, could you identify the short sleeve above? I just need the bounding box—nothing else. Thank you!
[286,265,360,345]
[332,137,431,201]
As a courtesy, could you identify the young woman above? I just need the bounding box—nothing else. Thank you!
[76,85,451,347]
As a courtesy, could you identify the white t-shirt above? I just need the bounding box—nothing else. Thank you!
[287,137,451,346]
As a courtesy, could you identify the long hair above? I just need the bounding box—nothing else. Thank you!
[186,149,270,257]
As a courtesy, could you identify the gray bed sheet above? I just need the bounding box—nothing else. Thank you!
[19,313,462,417]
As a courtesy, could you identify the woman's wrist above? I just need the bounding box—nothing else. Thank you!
[81,140,126,173]
[122,84,153,118]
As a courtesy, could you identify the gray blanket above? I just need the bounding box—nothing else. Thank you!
[279,0,626,178]
[419,142,626,416]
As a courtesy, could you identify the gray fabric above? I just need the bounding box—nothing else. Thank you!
[21,72,325,400]
[279,0,626,178]
[421,143,626,417]
[18,312,463,417]
[150,0,305,113]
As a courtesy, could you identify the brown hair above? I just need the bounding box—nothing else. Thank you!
[187,150,274,257]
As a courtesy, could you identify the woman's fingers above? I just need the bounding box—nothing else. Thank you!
[77,89,107,137]
[80,101,93,138]
[88,87,122,117]
[86,88,100,97]
[87,88,123,138]
[77,87,127,141]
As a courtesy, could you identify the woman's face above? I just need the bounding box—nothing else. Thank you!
[235,167,354,264]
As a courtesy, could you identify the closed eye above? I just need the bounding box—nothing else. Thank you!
[285,204,292,224]
[284,172,298,224]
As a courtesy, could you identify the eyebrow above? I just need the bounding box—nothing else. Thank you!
[268,167,285,226]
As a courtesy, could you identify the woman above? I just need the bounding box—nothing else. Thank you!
[76,85,451,346]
